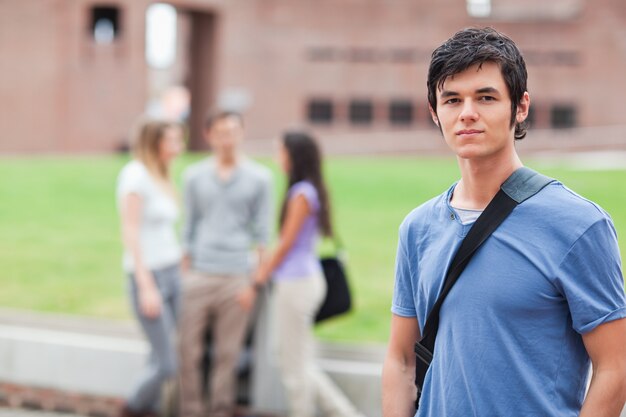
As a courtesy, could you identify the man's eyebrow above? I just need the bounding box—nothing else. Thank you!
[440,90,458,98]
[440,87,500,98]
[476,87,500,94]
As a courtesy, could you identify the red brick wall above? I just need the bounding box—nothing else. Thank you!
[1,0,625,153]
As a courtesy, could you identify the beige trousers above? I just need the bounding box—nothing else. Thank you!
[275,273,362,417]
[178,272,252,417]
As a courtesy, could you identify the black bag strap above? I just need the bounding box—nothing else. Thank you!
[419,167,554,351]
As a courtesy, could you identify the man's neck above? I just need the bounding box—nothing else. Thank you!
[214,152,240,169]
[452,150,523,210]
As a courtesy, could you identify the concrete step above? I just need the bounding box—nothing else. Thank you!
[0,307,384,417]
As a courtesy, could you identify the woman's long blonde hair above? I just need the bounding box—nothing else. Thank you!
[132,119,180,181]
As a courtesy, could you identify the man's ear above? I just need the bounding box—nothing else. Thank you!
[516,92,530,123]
[429,104,439,127]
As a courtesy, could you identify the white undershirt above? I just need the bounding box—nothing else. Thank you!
[452,206,483,225]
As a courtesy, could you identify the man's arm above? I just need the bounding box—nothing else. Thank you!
[238,193,309,311]
[252,172,273,248]
[580,317,626,417]
[181,172,198,271]
[382,314,420,417]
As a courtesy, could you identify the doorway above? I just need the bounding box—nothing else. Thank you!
[144,3,218,150]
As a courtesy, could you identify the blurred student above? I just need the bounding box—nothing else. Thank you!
[178,111,273,417]
[238,131,364,417]
[117,120,185,417]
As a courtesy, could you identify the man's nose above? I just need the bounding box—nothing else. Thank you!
[459,100,479,123]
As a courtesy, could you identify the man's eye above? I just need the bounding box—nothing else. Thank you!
[479,96,496,101]
[444,98,460,104]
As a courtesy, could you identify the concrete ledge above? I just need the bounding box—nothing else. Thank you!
[0,308,384,416]
[0,323,146,398]
[2,309,625,417]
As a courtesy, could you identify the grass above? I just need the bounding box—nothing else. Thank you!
[0,154,624,344]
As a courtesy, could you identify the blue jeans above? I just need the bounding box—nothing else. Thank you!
[127,263,181,412]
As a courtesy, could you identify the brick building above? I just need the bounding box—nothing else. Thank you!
[1,0,625,153]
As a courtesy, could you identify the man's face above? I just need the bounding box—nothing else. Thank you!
[204,115,243,155]
[430,61,529,161]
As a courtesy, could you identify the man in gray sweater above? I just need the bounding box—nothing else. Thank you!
[178,111,273,417]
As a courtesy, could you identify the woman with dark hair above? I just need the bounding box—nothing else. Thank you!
[238,131,364,417]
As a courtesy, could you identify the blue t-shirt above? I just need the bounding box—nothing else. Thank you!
[392,181,626,417]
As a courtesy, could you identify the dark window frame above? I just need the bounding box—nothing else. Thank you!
[349,99,374,125]
[550,104,577,129]
[307,99,334,124]
[389,100,414,125]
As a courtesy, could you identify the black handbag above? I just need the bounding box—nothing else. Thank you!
[414,167,554,409]
[315,245,352,323]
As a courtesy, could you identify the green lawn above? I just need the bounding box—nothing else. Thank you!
[0,155,624,344]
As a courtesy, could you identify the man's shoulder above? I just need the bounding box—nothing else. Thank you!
[241,158,272,182]
[532,181,610,224]
[400,188,450,234]
[182,159,212,183]
[515,181,615,249]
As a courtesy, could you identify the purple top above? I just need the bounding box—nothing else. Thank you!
[274,181,322,280]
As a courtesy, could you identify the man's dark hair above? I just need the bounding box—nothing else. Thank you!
[427,27,529,140]
[204,110,244,129]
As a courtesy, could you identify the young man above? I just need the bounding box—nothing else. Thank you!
[382,28,626,417]
[178,111,273,417]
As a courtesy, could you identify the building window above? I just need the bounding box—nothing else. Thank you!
[467,0,491,18]
[389,100,414,125]
[350,100,373,125]
[308,47,337,62]
[551,105,577,129]
[389,49,417,63]
[307,100,333,124]
[347,48,379,63]
[91,6,120,44]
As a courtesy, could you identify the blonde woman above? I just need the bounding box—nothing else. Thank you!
[117,120,184,417]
